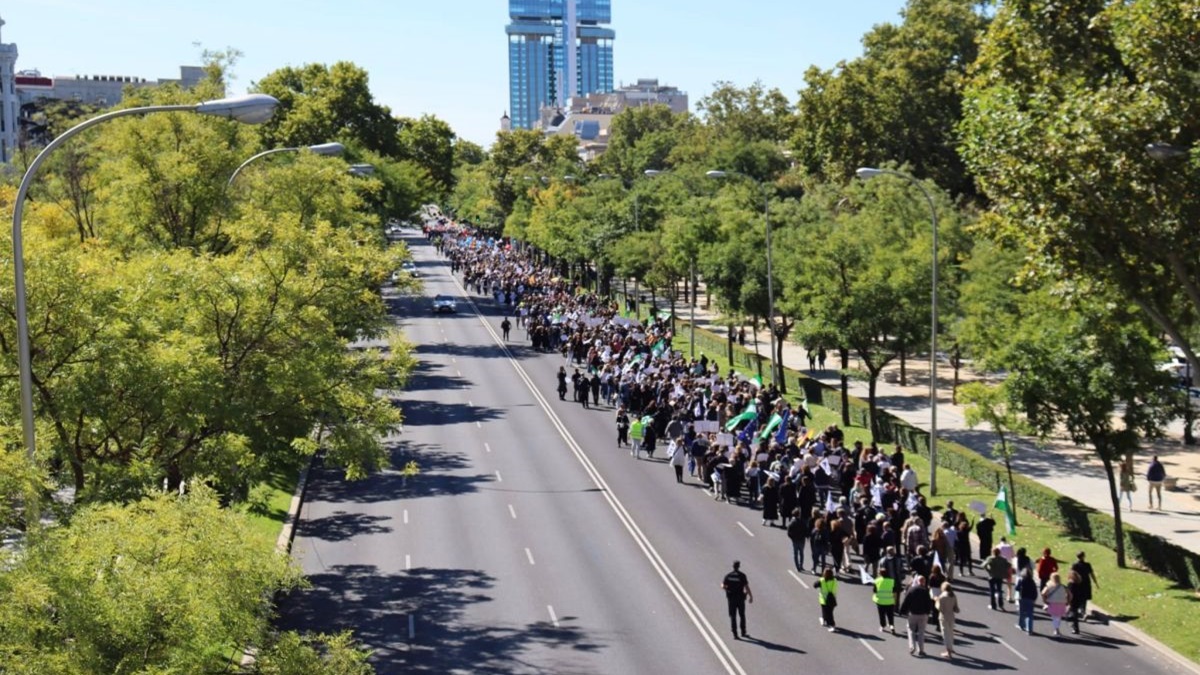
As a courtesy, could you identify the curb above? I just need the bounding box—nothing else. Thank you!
[275,456,315,555]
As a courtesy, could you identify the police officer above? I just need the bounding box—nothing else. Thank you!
[722,560,753,639]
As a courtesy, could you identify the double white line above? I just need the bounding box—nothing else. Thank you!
[459,284,746,675]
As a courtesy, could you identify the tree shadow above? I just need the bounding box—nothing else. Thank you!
[276,564,606,675]
[398,399,506,426]
[413,341,535,361]
[301,510,393,542]
[305,444,490,505]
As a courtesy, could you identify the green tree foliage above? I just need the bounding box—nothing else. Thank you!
[250,631,374,675]
[959,0,1200,383]
[1000,288,1178,567]
[452,139,486,167]
[0,488,302,673]
[793,0,989,199]
[252,62,401,156]
[396,114,457,196]
[598,104,695,180]
[959,380,1030,524]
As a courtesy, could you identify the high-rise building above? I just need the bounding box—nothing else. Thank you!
[507,0,614,131]
[0,16,20,163]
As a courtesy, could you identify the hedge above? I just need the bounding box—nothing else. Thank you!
[677,318,1200,588]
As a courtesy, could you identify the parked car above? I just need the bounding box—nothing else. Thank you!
[432,295,457,313]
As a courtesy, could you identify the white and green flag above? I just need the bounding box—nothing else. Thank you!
[994,485,1016,535]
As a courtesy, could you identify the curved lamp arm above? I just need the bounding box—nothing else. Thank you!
[227,142,345,188]
[11,94,278,462]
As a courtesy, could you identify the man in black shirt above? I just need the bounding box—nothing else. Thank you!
[1070,551,1099,621]
[722,560,754,639]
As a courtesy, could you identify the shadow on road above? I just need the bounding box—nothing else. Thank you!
[399,398,507,427]
[300,510,393,542]
[305,444,491,504]
[276,564,605,675]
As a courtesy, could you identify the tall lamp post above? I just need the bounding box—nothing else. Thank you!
[707,169,777,388]
[855,167,940,495]
[227,142,345,187]
[11,94,279,465]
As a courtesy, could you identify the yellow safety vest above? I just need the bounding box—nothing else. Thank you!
[873,577,896,606]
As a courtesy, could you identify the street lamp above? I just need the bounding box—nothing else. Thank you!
[227,142,345,187]
[707,169,777,389]
[11,94,279,465]
[855,166,940,495]
[348,163,375,176]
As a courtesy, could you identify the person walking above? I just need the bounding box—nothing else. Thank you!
[935,582,959,658]
[1146,455,1166,510]
[1119,459,1136,510]
[976,512,996,562]
[983,547,1011,611]
[1069,551,1098,621]
[873,568,897,634]
[615,407,630,448]
[787,509,808,572]
[556,366,569,400]
[669,437,687,484]
[1042,572,1069,636]
[722,560,753,640]
[761,477,780,526]
[629,416,644,459]
[500,316,511,341]
[811,517,831,574]
[899,575,933,656]
[1035,548,1058,591]
[818,567,839,632]
[1016,567,1039,634]
[998,537,1016,602]
[1066,570,1087,635]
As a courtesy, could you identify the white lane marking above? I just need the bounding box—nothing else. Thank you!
[457,370,462,377]
[476,421,482,429]
[468,399,473,406]
[736,522,755,537]
[547,605,560,628]
[495,470,503,482]
[455,280,746,675]
[859,638,885,661]
[403,509,409,525]
[452,357,456,363]
[408,614,415,639]
[484,442,492,453]
[996,637,1028,661]
[787,569,810,590]
[405,554,411,570]
[508,504,517,519]
[525,547,536,566]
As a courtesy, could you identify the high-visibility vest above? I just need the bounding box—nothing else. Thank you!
[630,419,645,440]
[873,577,896,606]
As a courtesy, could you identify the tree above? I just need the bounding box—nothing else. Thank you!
[959,0,1200,395]
[598,104,694,181]
[1000,288,1178,567]
[959,380,1030,524]
[252,62,401,156]
[0,488,302,673]
[396,114,457,196]
[792,0,989,199]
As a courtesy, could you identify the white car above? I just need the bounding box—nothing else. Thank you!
[432,295,457,313]
[401,261,419,277]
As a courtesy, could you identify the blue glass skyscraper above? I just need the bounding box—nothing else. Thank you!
[507,0,615,130]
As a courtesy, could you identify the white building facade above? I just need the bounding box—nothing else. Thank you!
[0,17,20,163]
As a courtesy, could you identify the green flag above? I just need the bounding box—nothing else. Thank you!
[759,413,783,440]
[994,485,1016,535]
[724,401,757,431]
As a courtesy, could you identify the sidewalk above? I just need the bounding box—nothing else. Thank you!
[679,296,1200,557]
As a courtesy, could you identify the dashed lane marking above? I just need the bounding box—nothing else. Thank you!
[495,470,503,482]
[508,504,517,519]
[547,605,560,628]
[403,509,409,525]
[859,638,884,661]
[787,569,810,590]
[736,522,755,537]
[525,547,536,566]
[996,637,1028,661]
[485,442,492,453]
[405,554,411,570]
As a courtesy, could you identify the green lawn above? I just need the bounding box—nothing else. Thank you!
[670,325,1200,665]
[237,463,303,553]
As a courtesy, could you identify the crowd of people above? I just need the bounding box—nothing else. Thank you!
[431,221,1102,657]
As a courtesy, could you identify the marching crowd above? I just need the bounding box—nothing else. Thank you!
[431,220,1102,658]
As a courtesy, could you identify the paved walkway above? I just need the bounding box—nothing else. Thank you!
[677,296,1200,557]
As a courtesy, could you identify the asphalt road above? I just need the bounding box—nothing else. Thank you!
[277,231,1193,675]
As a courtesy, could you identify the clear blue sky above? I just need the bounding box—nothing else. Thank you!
[3,0,909,147]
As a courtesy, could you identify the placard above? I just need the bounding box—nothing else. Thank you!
[694,420,719,434]
[715,432,735,448]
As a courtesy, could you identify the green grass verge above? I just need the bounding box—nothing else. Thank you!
[237,463,303,553]
[667,323,1200,665]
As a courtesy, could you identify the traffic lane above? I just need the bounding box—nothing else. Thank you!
[451,309,737,674]
[285,280,733,673]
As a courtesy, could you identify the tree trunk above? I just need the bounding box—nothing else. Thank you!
[867,372,880,439]
[166,462,184,494]
[1101,454,1127,568]
[952,344,962,405]
[839,347,851,427]
[900,346,908,387]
